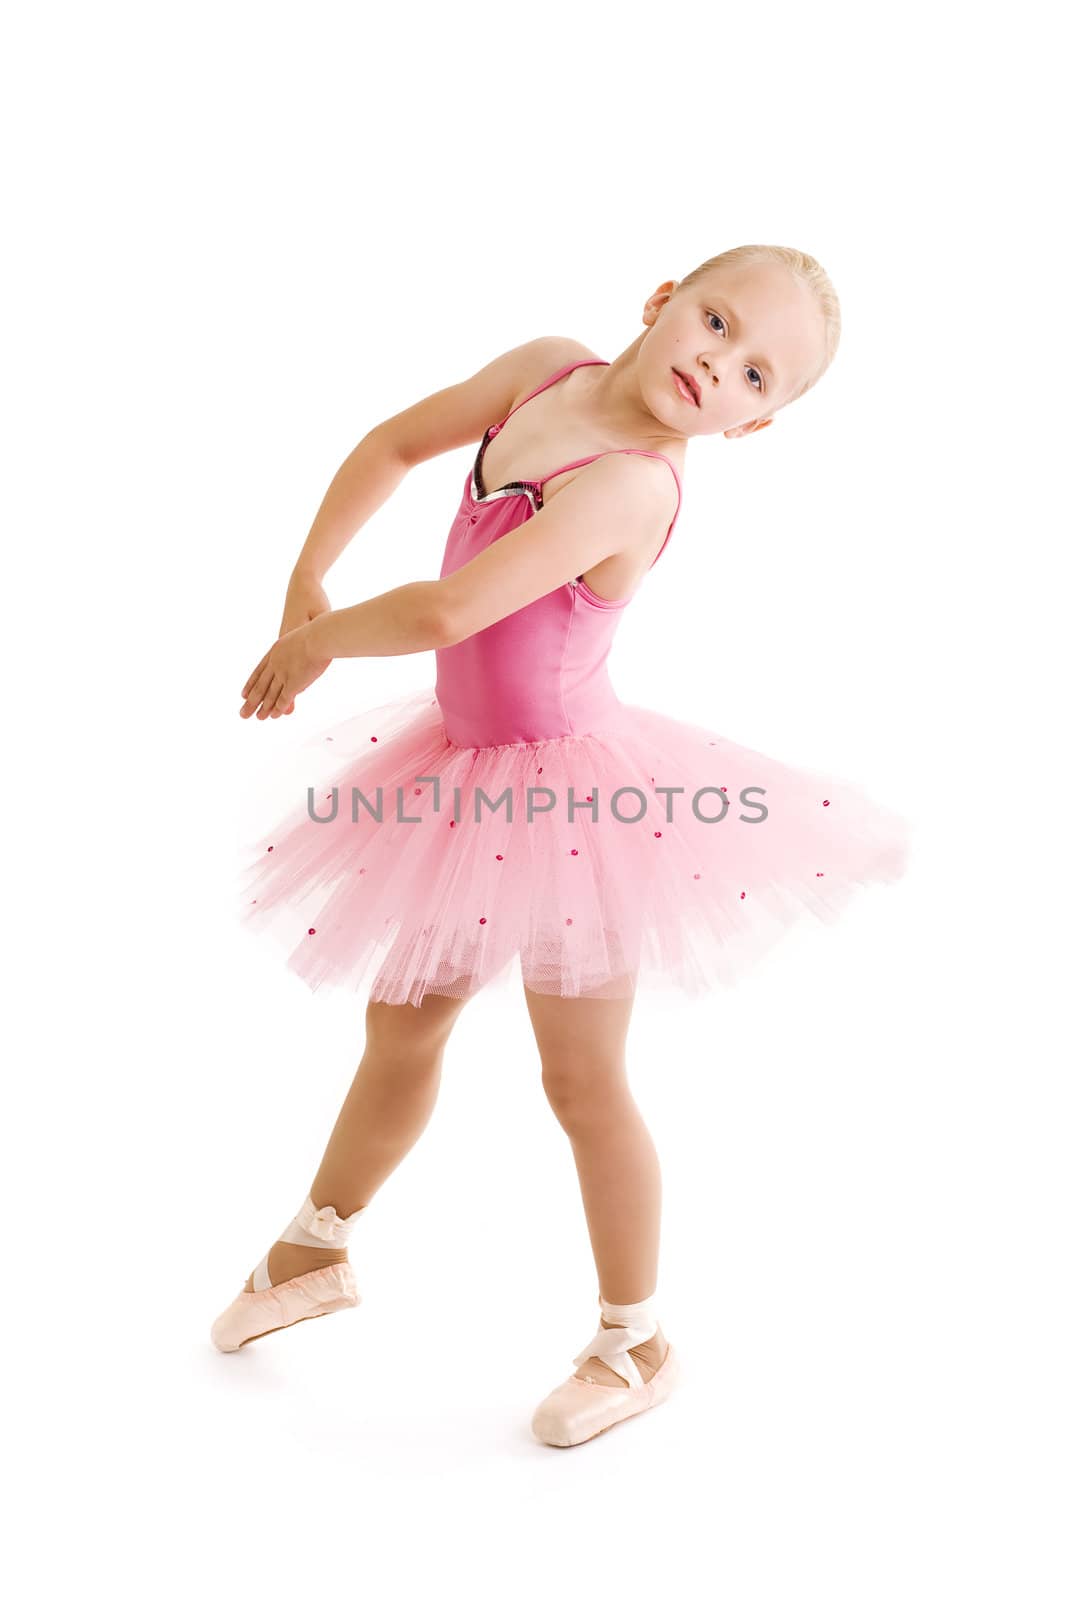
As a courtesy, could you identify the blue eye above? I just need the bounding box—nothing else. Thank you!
[704,309,765,393]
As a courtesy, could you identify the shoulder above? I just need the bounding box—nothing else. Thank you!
[523,335,603,368]
[378,337,600,468]
[506,335,604,407]
[544,450,680,566]
[580,449,681,526]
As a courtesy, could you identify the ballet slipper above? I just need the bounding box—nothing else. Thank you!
[210,1261,360,1352]
[210,1196,363,1353]
[530,1293,681,1447]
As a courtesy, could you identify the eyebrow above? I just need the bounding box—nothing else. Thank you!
[711,299,778,396]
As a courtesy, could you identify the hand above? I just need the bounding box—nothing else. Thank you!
[240,621,332,720]
[275,571,332,714]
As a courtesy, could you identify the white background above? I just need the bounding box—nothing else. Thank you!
[4,2,1063,1596]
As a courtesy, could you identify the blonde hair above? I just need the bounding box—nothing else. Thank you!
[674,244,841,409]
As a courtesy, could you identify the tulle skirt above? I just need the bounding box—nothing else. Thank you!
[234,687,911,1007]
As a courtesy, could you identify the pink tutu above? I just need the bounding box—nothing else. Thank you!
[236,358,910,1007]
[235,685,911,1008]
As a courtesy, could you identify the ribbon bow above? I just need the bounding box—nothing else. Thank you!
[306,1204,344,1243]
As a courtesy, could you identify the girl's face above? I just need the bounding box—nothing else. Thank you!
[641,262,827,440]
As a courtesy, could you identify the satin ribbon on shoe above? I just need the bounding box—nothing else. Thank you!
[250,1196,364,1292]
[280,1196,363,1247]
[570,1293,659,1387]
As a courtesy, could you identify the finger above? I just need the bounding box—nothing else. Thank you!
[265,679,289,719]
[257,673,285,719]
[272,683,297,718]
[241,652,271,700]
[240,664,273,718]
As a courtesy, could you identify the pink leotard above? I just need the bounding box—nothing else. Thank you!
[434,359,682,749]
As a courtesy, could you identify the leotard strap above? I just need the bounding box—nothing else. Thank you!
[495,359,611,428]
[489,357,683,567]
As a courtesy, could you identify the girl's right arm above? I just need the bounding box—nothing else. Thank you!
[284,335,584,602]
[271,336,586,710]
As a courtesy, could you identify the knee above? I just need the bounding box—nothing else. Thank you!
[540,1053,629,1133]
[362,998,455,1075]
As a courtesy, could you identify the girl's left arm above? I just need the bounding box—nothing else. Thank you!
[239,581,448,720]
[433,453,677,641]
[239,454,675,719]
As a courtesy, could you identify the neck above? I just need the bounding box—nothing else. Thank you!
[582,337,688,454]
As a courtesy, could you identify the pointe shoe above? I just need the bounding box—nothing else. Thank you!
[210,1195,363,1353]
[530,1292,681,1448]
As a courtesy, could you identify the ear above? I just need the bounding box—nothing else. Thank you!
[643,280,678,323]
[724,416,774,441]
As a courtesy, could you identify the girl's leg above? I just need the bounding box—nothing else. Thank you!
[244,990,471,1291]
[522,984,670,1388]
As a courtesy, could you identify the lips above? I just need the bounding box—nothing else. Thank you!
[672,368,700,406]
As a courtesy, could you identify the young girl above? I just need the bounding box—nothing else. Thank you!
[212,244,910,1448]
